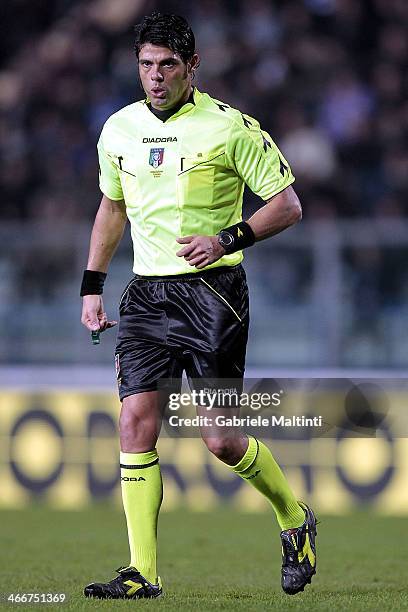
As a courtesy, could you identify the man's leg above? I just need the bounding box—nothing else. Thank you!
[84,390,166,599]
[119,391,166,585]
[201,426,317,595]
[180,263,316,594]
[200,427,304,529]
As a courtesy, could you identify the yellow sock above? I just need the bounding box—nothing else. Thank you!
[120,450,162,584]
[231,437,305,530]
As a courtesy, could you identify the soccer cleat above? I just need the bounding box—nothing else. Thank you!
[84,566,163,599]
[280,502,317,595]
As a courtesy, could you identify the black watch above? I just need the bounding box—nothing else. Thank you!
[217,230,235,253]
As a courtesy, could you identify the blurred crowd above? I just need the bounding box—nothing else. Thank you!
[0,0,407,221]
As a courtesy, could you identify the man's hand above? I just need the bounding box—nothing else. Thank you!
[81,295,117,332]
[176,235,226,269]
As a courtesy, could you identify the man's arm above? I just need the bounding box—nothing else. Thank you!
[81,195,127,332]
[87,195,127,271]
[176,185,301,268]
[246,185,302,240]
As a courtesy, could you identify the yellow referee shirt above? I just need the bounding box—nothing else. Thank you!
[97,88,294,275]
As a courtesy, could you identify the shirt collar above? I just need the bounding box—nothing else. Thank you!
[145,87,201,122]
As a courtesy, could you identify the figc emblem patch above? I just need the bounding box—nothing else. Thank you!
[149,148,164,168]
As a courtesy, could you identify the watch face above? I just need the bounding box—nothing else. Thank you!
[220,232,234,247]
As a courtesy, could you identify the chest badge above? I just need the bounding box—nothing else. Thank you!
[149,148,164,168]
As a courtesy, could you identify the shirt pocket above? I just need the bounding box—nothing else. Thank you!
[177,151,226,204]
[177,155,215,205]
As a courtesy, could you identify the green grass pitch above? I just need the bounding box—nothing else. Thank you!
[1,505,408,611]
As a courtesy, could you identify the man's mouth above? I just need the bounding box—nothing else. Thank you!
[151,88,166,98]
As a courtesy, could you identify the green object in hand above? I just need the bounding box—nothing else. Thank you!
[91,331,100,345]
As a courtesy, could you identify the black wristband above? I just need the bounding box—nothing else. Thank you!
[80,270,107,296]
[217,221,256,254]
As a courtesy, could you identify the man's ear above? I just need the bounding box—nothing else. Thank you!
[188,53,200,74]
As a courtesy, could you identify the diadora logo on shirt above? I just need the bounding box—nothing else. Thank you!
[121,477,146,482]
[143,137,177,143]
[149,148,164,168]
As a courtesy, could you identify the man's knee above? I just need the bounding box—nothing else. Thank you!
[202,436,236,462]
[120,393,161,451]
[120,405,153,435]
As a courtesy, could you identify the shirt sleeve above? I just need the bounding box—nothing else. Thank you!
[97,127,124,201]
[226,113,295,201]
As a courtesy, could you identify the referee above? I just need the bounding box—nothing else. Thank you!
[81,12,317,600]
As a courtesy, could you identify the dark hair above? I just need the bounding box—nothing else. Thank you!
[134,12,196,64]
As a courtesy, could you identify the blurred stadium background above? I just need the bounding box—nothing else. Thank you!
[1,0,408,526]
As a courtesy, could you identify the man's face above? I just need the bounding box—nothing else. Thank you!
[138,43,197,110]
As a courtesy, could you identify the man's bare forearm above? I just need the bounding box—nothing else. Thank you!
[247,185,302,241]
[87,195,128,272]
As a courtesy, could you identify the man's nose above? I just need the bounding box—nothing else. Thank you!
[151,67,164,82]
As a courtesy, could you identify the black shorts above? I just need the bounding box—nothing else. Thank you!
[115,264,249,401]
